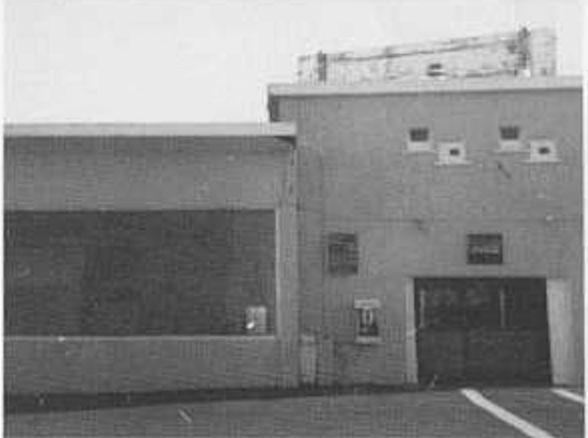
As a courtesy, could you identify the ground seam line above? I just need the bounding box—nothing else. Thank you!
[551,388,584,404]
[460,388,556,438]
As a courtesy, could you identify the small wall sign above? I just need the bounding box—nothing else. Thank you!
[245,306,267,335]
[467,234,503,264]
[354,298,381,344]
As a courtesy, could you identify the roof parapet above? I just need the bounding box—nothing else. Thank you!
[4,122,297,138]
[269,76,582,98]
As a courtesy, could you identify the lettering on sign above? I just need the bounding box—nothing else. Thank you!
[467,234,503,264]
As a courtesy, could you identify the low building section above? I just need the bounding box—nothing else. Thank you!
[4,123,299,394]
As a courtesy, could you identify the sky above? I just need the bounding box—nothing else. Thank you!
[4,0,584,123]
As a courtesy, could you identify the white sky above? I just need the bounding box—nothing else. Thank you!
[4,0,584,123]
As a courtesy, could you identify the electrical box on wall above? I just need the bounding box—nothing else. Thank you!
[354,299,381,344]
[245,306,267,335]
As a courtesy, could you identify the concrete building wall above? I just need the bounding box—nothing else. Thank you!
[4,134,299,394]
[275,86,582,385]
[5,136,288,211]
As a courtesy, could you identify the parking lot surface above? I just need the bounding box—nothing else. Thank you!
[5,387,584,437]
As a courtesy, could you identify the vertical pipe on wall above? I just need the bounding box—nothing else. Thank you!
[314,149,333,386]
[405,279,418,384]
[276,149,299,388]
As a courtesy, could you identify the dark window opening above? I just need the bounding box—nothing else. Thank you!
[409,128,430,143]
[500,126,520,141]
[328,233,359,275]
[449,148,461,156]
[427,63,444,77]
[538,146,551,155]
[5,210,276,336]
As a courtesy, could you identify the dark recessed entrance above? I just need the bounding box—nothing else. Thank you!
[415,278,551,386]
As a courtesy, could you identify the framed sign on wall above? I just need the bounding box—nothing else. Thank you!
[467,233,503,264]
[354,298,381,344]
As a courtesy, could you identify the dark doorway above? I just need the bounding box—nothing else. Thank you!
[415,278,551,385]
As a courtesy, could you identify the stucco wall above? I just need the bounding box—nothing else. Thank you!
[277,87,583,385]
[4,134,299,394]
[5,337,280,393]
[5,136,288,210]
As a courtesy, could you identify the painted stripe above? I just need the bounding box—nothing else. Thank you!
[461,389,556,438]
[551,388,584,404]
[178,408,193,424]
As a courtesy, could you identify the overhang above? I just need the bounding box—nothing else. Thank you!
[268,76,582,98]
[4,122,297,139]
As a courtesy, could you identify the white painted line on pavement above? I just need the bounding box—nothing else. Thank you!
[551,388,584,404]
[178,409,193,424]
[460,389,555,438]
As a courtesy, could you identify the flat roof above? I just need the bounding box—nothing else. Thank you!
[4,122,296,138]
[269,76,583,98]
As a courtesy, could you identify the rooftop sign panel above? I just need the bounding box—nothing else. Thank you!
[298,27,556,84]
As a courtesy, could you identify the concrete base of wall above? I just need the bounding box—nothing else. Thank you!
[5,337,292,394]
[6,383,426,415]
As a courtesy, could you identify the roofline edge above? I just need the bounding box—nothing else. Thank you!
[268,76,583,98]
[3,122,297,138]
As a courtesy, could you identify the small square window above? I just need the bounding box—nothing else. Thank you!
[498,126,524,152]
[527,140,558,163]
[328,233,359,275]
[436,142,469,165]
[427,63,444,77]
[407,128,432,152]
[409,128,429,142]
[500,126,520,141]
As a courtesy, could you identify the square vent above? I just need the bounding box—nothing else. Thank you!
[528,140,558,163]
[436,142,469,165]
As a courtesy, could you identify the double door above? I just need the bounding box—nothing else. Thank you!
[415,278,551,385]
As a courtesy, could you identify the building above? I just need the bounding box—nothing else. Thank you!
[4,123,299,394]
[298,27,556,84]
[269,75,583,387]
[4,75,583,396]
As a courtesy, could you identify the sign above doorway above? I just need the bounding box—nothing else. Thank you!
[467,234,503,264]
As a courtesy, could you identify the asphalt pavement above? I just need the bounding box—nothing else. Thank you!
[5,387,584,437]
